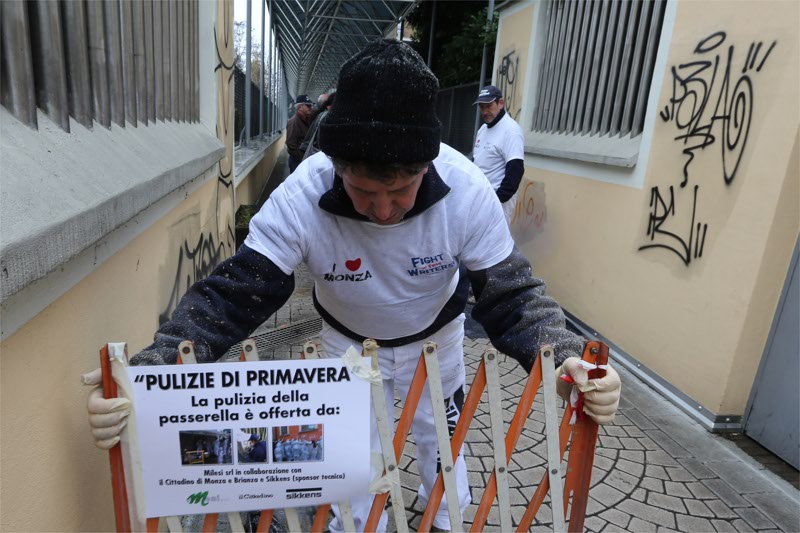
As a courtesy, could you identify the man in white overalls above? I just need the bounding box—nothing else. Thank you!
[85,39,621,532]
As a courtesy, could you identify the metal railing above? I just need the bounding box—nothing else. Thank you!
[531,0,667,138]
[436,81,480,156]
[0,0,199,132]
[233,66,286,146]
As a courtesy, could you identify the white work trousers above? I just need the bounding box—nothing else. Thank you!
[502,192,518,226]
[319,315,471,532]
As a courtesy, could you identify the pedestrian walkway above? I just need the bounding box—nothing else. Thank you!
[223,150,799,532]
[240,263,798,533]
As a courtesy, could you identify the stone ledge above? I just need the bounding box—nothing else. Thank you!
[0,107,224,302]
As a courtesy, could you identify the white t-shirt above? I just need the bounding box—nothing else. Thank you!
[472,112,525,190]
[244,143,514,340]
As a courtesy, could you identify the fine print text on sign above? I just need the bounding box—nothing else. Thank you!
[127,358,371,517]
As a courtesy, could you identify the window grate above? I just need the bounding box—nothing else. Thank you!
[532,0,666,139]
[0,0,199,132]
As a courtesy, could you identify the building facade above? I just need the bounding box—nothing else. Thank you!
[495,0,798,462]
[0,1,286,530]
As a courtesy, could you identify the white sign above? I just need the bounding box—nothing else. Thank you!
[127,358,371,517]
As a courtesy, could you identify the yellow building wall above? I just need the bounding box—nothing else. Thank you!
[504,0,799,415]
[235,134,286,208]
[494,3,534,121]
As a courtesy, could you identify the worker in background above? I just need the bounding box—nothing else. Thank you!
[83,39,621,533]
[301,92,335,161]
[286,94,314,172]
[473,85,525,224]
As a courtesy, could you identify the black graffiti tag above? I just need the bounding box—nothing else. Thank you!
[641,33,775,267]
[159,231,226,326]
[639,185,708,267]
[497,50,520,120]
[659,32,776,187]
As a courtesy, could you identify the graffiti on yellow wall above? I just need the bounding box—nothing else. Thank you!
[497,48,521,121]
[639,31,777,266]
[510,181,547,243]
[160,0,236,324]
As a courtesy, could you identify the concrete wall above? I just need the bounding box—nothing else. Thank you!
[235,135,287,209]
[0,1,237,530]
[499,0,799,419]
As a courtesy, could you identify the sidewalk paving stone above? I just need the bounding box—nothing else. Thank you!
[734,507,778,530]
[648,492,688,513]
[239,251,800,532]
[744,492,800,532]
[676,513,715,532]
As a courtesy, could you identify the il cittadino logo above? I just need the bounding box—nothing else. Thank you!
[324,258,373,282]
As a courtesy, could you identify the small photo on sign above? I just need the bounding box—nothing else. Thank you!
[178,429,233,466]
[237,428,269,464]
[272,424,324,463]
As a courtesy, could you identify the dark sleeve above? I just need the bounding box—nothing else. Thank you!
[467,246,584,372]
[130,244,295,366]
[301,120,322,161]
[286,118,305,160]
[495,159,524,203]
[286,117,298,148]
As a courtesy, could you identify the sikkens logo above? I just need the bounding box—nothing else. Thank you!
[324,258,373,282]
[407,253,456,276]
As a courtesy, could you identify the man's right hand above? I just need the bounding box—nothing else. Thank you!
[82,368,132,450]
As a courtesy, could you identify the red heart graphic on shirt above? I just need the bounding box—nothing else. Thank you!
[345,258,362,271]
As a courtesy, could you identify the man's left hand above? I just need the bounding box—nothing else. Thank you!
[557,357,621,424]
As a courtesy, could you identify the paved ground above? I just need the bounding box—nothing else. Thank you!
[245,270,799,533]
[215,152,800,532]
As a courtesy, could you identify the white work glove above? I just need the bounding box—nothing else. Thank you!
[555,357,621,425]
[82,368,132,450]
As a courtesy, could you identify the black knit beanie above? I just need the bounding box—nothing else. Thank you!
[318,39,441,163]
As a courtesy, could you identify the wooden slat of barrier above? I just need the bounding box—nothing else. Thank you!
[540,346,566,533]
[365,354,429,531]
[515,408,574,532]
[199,513,218,532]
[483,349,512,532]
[100,344,133,533]
[302,341,352,533]
[422,342,463,532]
[165,515,183,532]
[563,342,607,533]
[418,359,487,533]
[470,356,543,532]
[364,339,410,533]
[178,341,246,533]
[255,509,274,533]
[284,508,302,531]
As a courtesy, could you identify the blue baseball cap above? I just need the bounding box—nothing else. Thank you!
[473,85,503,104]
[295,94,312,105]
[249,433,259,441]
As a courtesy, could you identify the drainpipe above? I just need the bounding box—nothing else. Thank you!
[474,0,495,138]
[427,1,437,67]
[259,0,265,139]
[245,0,252,146]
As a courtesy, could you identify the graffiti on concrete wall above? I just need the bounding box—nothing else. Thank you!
[510,181,547,243]
[497,48,521,121]
[640,32,776,266]
[214,0,236,251]
[159,232,226,325]
[160,0,236,323]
